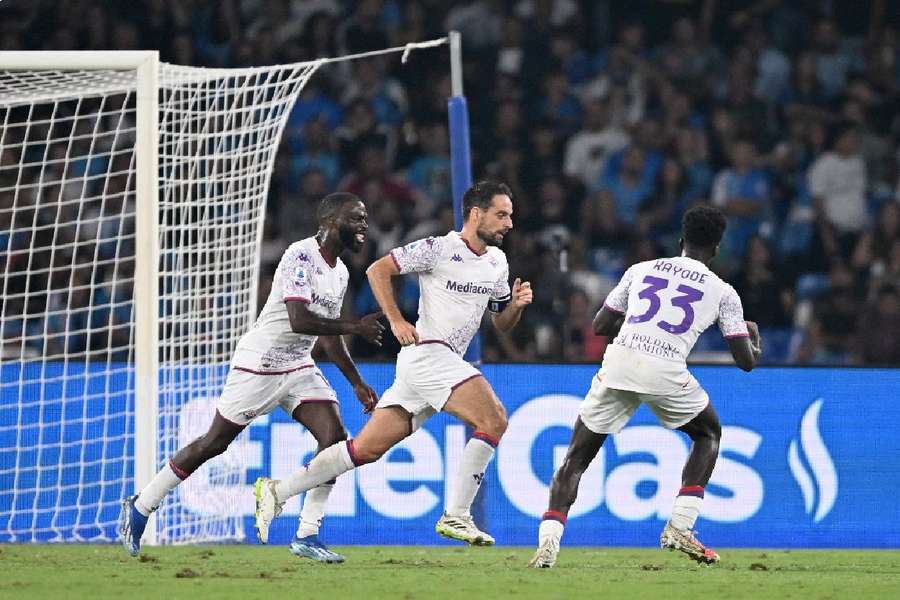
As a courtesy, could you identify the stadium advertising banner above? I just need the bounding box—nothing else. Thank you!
[2,363,898,548]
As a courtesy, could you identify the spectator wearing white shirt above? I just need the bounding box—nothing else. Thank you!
[563,99,630,188]
[808,120,868,258]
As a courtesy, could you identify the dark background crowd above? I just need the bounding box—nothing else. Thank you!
[3,0,899,366]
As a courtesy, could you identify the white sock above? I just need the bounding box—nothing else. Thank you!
[296,483,334,538]
[275,441,356,501]
[135,462,184,516]
[445,433,497,517]
[670,486,704,531]
[539,518,565,545]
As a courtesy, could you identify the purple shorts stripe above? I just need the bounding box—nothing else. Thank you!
[416,339,455,352]
[472,431,500,448]
[233,364,314,376]
[542,510,568,524]
[603,303,625,315]
[450,373,484,392]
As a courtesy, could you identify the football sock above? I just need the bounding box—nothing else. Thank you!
[539,513,566,544]
[275,441,356,501]
[296,482,334,538]
[445,432,497,517]
[135,461,185,517]
[670,485,705,531]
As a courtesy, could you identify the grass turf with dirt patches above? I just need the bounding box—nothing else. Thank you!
[1,545,898,599]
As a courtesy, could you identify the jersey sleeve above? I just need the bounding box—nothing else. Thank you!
[718,286,750,338]
[280,246,314,303]
[488,262,511,314]
[602,266,636,314]
[389,236,443,274]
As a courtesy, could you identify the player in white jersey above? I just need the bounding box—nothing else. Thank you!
[529,205,762,568]
[253,181,533,547]
[120,193,385,562]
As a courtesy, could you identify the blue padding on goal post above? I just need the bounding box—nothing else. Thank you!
[448,95,480,365]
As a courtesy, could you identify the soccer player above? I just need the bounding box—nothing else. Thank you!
[528,205,761,568]
[253,180,533,546]
[119,192,385,562]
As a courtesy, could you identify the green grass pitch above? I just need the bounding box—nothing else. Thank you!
[1,545,898,599]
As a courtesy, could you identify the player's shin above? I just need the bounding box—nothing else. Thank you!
[297,482,334,538]
[135,460,188,516]
[274,441,357,501]
[445,432,497,517]
[670,485,704,531]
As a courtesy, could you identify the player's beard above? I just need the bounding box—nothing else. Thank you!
[477,225,506,247]
[338,223,365,252]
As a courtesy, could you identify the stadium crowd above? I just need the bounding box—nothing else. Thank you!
[3,0,900,366]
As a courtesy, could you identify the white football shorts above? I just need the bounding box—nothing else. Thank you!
[216,364,337,426]
[376,342,483,431]
[579,371,709,434]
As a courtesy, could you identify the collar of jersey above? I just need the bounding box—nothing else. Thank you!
[456,231,487,257]
[318,244,338,268]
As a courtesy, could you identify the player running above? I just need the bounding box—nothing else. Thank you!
[119,192,385,563]
[253,180,532,546]
[528,205,761,568]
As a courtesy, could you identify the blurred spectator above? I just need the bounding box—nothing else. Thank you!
[854,284,900,365]
[563,98,630,188]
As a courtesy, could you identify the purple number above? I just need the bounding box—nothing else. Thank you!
[626,276,705,334]
[627,276,667,324]
[658,284,705,334]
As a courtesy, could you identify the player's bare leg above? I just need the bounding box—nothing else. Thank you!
[255,406,411,543]
[436,375,507,545]
[121,413,245,556]
[529,418,607,568]
[286,402,348,562]
[660,402,722,564]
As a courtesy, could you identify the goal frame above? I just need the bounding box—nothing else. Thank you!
[0,50,161,544]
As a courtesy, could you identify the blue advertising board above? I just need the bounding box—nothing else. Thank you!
[2,363,899,547]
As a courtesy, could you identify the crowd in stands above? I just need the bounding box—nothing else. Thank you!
[3,0,899,365]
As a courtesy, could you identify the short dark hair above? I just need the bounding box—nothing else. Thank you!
[682,204,727,249]
[826,119,858,150]
[317,192,361,224]
[462,180,512,221]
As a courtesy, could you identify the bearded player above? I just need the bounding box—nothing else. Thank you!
[253,180,532,546]
[120,192,385,563]
[529,205,762,568]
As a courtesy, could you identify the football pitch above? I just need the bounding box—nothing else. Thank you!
[1,545,898,599]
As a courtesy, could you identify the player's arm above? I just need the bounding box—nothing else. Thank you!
[592,306,625,337]
[592,266,634,337]
[491,277,532,332]
[315,335,378,413]
[285,301,384,344]
[718,288,761,372]
[367,237,442,346]
[726,321,762,372]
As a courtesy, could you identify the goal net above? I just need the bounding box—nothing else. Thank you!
[0,55,320,543]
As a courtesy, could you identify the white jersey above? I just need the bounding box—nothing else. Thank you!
[390,231,510,355]
[231,236,349,373]
[600,256,749,395]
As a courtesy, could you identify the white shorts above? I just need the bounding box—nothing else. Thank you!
[216,364,337,426]
[579,372,709,434]
[376,342,482,431]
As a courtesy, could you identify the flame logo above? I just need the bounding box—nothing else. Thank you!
[787,399,837,523]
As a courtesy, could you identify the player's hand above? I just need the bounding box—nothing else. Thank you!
[356,311,385,346]
[390,318,419,346]
[511,278,533,309]
[353,381,378,414]
[746,320,762,354]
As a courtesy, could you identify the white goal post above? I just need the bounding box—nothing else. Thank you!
[0,41,449,546]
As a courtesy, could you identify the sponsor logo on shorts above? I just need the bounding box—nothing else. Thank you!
[241,410,257,420]
[451,254,463,262]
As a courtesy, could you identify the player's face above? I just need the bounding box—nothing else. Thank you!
[475,195,513,247]
[336,201,369,253]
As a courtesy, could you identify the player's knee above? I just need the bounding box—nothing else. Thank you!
[478,411,508,439]
[351,442,384,465]
[317,427,348,451]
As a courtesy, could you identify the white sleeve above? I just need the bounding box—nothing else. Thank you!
[280,246,314,303]
[488,262,511,314]
[808,157,829,198]
[389,236,444,274]
[602,266,636,314]
[718,286,750,338]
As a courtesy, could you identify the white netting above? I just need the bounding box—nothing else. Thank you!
[0,59,320,543]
